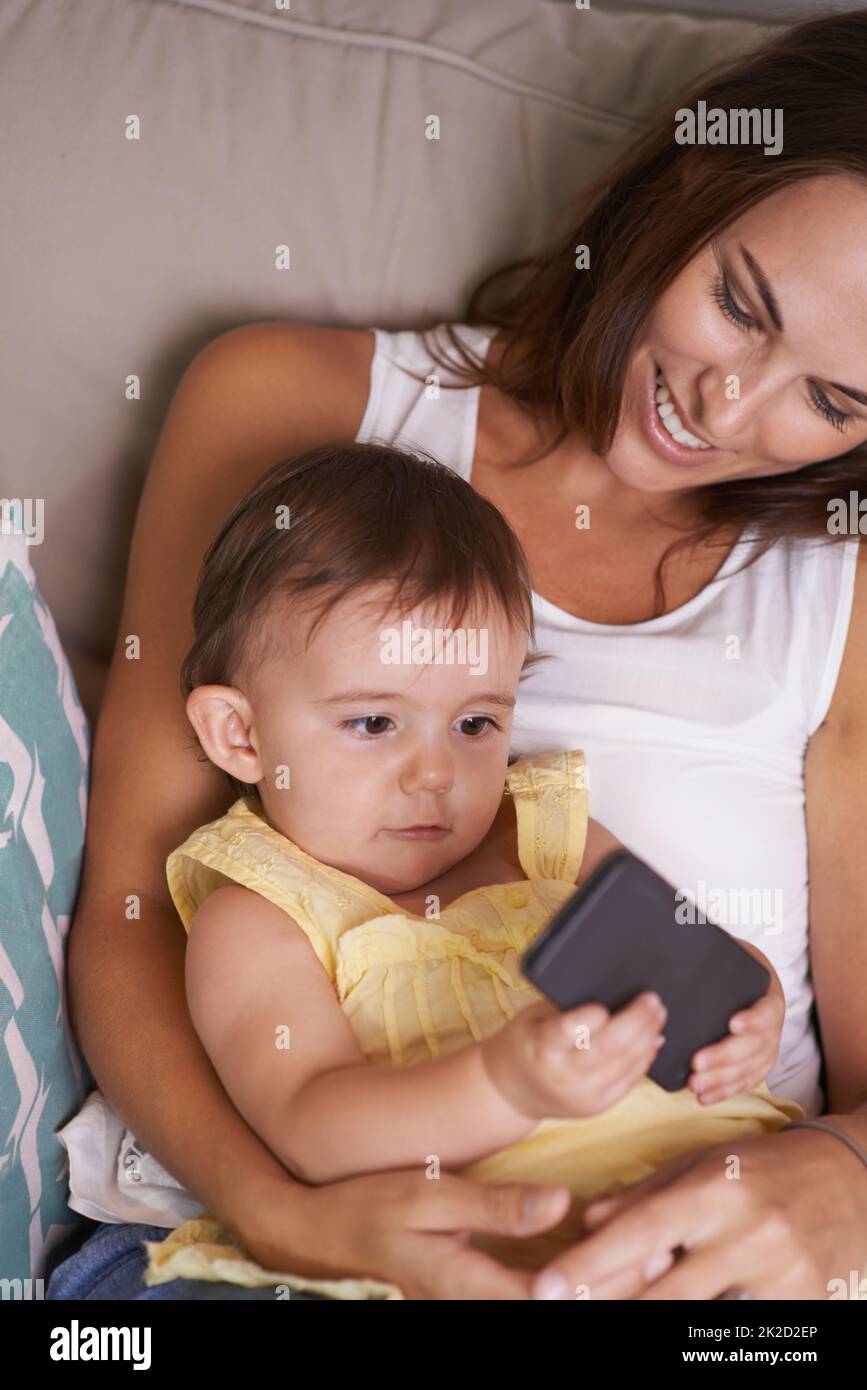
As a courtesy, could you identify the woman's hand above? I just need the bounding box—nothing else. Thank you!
[687,939,785,1106]
[238,1165,574,1299]
[529,1126,867,1300]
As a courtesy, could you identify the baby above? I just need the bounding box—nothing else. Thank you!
[145,441,803,1298]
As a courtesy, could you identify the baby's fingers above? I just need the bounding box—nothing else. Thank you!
[542,1002,611,1053]
[728,993,781,1036]
[689,1061,767,1104]
[691,1027,768,1076]
[552,993,663,1054]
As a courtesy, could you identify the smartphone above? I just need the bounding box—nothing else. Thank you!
[521,849,770,1091]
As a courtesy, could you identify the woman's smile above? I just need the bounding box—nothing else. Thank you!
[640,355,724,469]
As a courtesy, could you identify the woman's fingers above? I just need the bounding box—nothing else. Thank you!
[354,1172,576,1299]
[583,1149,699,1228]
[414,1237,538,1300]
[567,1251,672,1300]
[636,1241,756,1301]
[409,1172,573,1237]
[532,1151,714,1299]
[540,1129,867,1302]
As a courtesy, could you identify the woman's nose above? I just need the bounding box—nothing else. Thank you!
[699,364,784,440]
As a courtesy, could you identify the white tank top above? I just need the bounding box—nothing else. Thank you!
[356,321,860,1118]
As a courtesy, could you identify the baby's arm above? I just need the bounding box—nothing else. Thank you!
[184,884,539,1184]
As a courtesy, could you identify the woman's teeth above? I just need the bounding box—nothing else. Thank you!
[655,370,711,450]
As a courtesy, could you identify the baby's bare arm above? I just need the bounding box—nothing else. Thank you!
[186,885,536,1184]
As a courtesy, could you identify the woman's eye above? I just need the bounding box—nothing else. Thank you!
[711,272,855,435]
[808,384,854,435]
[341,715,393,738]
[458,716,500,737]
[710,273,759,332]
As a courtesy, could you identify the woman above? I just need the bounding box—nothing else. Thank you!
[60,10,867,1299]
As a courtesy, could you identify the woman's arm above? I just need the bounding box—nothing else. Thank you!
[66,645,110,727]
[186,886,536,1183]
[804,540,867,1119]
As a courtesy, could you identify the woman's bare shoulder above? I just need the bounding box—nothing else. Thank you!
[198,320,376,451]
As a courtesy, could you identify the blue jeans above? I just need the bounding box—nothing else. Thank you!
[45,1220,330,1300]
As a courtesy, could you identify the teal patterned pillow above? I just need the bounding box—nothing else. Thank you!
[0,530,93,1283]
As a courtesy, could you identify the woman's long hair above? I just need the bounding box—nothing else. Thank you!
[407,9,867,615]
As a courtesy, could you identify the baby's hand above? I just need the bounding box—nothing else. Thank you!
[480,991,667,1122]
[688,939,785,1105]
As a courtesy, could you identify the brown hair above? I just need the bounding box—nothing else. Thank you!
[404,9,867,615]
[180,441,548,797]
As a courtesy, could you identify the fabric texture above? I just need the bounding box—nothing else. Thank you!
[355,320,862,1120]
[142,747,803,1298]
[0,530,92,1281]
[57,1087,207,1228]
[45,1219,329,1300]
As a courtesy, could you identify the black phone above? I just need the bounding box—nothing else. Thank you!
[521,849,770,1092]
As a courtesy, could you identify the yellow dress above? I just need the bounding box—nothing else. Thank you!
[144,749,804,1299]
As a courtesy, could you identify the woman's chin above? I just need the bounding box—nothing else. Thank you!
[605,433,698,496]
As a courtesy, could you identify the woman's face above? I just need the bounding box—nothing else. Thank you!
[612,174,867,496]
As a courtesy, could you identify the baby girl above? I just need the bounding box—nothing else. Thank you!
[145,441,802,1298]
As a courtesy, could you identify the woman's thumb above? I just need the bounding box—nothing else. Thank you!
[433,1175,572,1235]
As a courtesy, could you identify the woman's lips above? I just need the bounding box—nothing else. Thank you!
[642,360,724,468]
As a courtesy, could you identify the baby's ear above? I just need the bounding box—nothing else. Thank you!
[185,685,263,786]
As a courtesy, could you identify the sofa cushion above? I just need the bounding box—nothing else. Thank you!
[0,0,776,662]
[0,529,92,1283]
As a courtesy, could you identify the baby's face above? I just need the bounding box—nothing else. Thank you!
[200,585,529,897]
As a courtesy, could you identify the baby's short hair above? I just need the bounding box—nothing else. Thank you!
[180,440,549,796]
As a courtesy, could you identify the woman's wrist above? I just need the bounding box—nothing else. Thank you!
[198,1120,328,1272]
[162,1081,308,1249]
[224,1157,314,1268]
[779,1105,867,1226]
[809,1105,867,1185]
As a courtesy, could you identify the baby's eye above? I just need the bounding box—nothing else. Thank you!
[457,716,501,737]
[341,715,393,738]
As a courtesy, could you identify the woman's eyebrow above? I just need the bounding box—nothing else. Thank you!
[739,243,784,333]
[828,379,867,409]
[739,242,867,408]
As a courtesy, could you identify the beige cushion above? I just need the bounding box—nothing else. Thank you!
[1,0,777,659]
